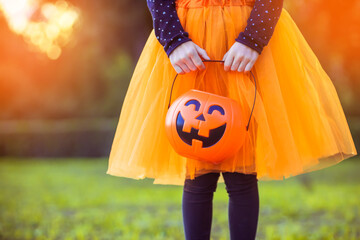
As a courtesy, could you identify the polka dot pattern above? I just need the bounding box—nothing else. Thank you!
[235,0,283,55]
[147,0,192,57]
[147,0,283,57]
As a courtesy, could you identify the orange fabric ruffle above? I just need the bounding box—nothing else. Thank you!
[106,0,357,185]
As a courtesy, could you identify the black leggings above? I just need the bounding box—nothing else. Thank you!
[182,172,259,240]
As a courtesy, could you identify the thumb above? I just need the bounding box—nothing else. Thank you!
[222,51,228,61]
[194,44,210,60]
[221,51,228,64]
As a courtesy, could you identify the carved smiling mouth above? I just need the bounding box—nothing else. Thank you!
[176,112,227,148]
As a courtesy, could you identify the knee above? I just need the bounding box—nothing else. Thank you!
[183,172,220,194]
[222,172,258,195]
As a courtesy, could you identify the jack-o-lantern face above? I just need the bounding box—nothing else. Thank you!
[176,99,227,148]
[165,89,246,164]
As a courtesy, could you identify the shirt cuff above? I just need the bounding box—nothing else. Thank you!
[165,36,193,57]
[235,32,264,55]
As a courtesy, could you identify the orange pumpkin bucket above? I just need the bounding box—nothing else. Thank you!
[165,60,257,164]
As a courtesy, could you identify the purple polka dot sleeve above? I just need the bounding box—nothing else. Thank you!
[146,0,192,57]
[235,0,284,54]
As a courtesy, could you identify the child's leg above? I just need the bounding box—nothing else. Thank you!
[222,172,259,240]
[182,172,220,240]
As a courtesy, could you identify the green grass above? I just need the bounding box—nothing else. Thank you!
[0,157,359,240]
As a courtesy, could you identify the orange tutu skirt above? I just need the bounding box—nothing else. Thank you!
[106,0,358,185]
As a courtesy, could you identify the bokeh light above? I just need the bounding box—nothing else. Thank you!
[0,0,79,60]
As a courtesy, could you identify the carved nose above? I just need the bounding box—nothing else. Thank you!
[196,114,205,121]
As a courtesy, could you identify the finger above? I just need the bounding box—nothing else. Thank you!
[178,62,191,73]
[230,56,242,71]
[190,53,205,70]
[183,57,197,71]
[174,64,184,74]
[237,58,251,72]
[222,51,228,64]
[224,54,234,71]
[194,45,210,60]
[244,60,255,73]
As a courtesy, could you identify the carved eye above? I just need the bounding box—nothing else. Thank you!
[185,99,201,111]
[208,105,225,115]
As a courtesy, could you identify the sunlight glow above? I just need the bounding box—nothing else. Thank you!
[0,0,79,60]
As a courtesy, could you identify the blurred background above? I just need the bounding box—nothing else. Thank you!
[0,0,359,239]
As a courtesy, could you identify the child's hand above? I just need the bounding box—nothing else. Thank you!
[222,42,259,73]
[169,41,210,74]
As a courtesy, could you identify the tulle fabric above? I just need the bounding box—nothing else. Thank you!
[106,0,357,185]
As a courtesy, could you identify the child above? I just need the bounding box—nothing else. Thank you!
[107,0,358,239]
